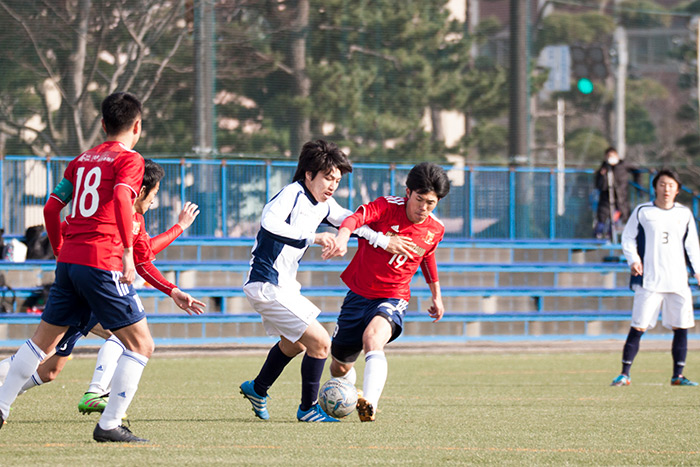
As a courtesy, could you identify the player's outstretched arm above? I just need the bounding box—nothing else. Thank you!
[427,281,444,322]
[135,261,206,314]
[149,202,200,255]
[170,288,206,315]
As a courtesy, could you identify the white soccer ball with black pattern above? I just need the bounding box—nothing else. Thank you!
[318,378,358,419]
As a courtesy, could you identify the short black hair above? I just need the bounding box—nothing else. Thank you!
[101,92,142,135]
[292,140,352,182]
[652,168,682,191]
[142,159,165,196]
[604,147,617,156]
[405,162,450,200]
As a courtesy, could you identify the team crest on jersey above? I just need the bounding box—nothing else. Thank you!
[132,221,140,235]
[424,231,435,245]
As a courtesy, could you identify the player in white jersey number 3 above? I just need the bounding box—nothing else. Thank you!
[611,169,700,387]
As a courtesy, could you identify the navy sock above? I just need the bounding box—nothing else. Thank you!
[299,354,326,411]
[672,328,688,378]
[254,342,293,397]
[621,328,644,376]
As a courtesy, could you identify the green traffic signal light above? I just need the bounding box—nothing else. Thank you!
[577,78,594,94]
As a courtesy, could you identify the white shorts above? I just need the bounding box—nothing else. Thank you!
[243,282,321,342]
[631,286,695,330]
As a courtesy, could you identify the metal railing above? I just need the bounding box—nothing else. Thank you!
[2,155,695,240]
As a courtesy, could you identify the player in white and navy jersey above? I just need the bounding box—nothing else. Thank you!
[611,168,700,387]
[239,139,391,423]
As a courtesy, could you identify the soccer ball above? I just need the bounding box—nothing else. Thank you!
[318,378,358,419]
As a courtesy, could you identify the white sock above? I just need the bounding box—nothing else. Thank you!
[18,371,44,395]
[0,340,46,418]
[339,366,357,385]
[0,356,12,385]
[362,350,387,409]
[88,336,125,395]
[98,350,148,430]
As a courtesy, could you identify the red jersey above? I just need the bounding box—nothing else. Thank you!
[53,141,144,271]
[340,196,445,300]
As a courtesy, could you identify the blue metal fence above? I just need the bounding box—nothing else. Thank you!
[1,155,695,239]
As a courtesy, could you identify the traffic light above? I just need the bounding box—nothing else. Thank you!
[570,44,609,94]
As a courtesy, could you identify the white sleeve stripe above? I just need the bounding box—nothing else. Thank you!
[357,205,367,225]
[114,182,138,197]
[139,267,173,294]
[49,193,67,205]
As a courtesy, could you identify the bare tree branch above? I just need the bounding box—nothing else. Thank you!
[141,30,187,103]
[0,119,60,155]
[0,1,67,102]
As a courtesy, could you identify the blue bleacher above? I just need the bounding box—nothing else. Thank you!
[0,238,678,346]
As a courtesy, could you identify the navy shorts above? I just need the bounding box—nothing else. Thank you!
[54,314,100,357]
[331,290,408,364]
[42,262,146,333]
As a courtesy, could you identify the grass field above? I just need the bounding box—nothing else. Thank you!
[0,349,698,465]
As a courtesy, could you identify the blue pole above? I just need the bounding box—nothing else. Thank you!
[468,168,474,238]
[549,169,556,239]
[221,161,227,237]
[348,169,354,209]
[179,159,186,210]
[45,157,52,202]
[390,165,396,196]
[509,168,516,239]
[265,160,271,201]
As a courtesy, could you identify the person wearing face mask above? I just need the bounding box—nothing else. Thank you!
[594,147,631,240]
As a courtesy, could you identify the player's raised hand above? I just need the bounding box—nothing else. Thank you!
[120,247,136,284]
[170,288,206,315]
[385,236,416,260]
[630,262,643,276]
[177,201,200,231]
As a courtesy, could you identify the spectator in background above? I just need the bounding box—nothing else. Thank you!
[594,147,631,239]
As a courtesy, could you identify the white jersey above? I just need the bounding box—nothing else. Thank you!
[246,181,387,290]
[621,201,700,293]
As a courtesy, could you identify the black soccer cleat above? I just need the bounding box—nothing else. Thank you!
[0,411,4,430]
[93,423,148,443]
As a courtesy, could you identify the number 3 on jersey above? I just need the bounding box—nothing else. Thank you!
[389,253,408,268]
[71,167,102,218]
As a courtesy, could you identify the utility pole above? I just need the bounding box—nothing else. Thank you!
[509,0,529,166]
[613,26,627,159]
[509,0,530,237]
[193,0,216,156]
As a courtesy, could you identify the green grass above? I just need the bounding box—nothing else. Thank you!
[0,350,699,465]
